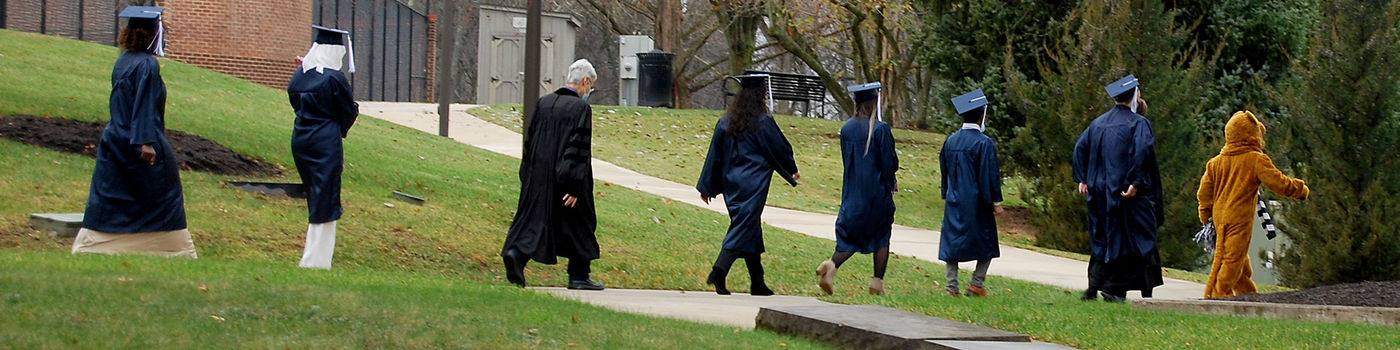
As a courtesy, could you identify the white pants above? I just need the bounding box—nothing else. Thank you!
[299,221,337,269]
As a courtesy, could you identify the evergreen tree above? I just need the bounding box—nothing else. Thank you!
[1005,0,1215,269]
[1273,0,1400,288]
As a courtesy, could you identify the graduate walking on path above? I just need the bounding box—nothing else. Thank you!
[1197,110,1309,298]
[817,82,899,295]
[938,89,1004,297]
[501,59,605,291]
[1073,74,1165,303]
[74,6,197,258]
[697,74,801,296]
[289,25,360,269]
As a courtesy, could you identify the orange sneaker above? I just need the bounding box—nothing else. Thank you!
[967,285,987,297]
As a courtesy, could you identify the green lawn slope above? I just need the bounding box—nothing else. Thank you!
[1,29,1396,349]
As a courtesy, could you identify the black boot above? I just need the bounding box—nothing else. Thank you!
[707,267,731,295]
[501,248,527,287]
[1080,288,1098,301]
[1100,290,1127,304]
[746,254,774,296]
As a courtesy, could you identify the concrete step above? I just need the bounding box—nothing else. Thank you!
[758,304,1073,349]
[29,213,83,239]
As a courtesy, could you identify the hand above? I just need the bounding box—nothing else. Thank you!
[1078,183,1088,195]
[994,204,1005,216]
[295,56,304,64]
[700,194,712,205]
[140,144,156,165]
[792,172,802,181]
[562,194,578,208]
[1120,184,1139,198]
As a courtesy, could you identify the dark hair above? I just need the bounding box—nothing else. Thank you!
[118,25,156,54]
[1113,88,1136,103]
[959,106,986,124]
[724,85,769,136]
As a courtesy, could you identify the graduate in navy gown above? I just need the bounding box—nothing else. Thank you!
[697,74,800,296]
[1073,74,1165,302]
[289,25,359,269]
[939,89,1004,297]
[74,6,197,258]
[816,82,899,295]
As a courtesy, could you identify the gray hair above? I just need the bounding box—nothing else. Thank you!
[565,59,597,84]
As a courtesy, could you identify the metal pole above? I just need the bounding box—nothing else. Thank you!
[522,0,542,136]
[39,0,47,34]
[434,0,458,137]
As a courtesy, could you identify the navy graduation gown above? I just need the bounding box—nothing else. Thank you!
[83,51,186,233]
[1074,105,1164,293]
[938,127,1003,262]
[834,118,898,253]
[503,87,599,264]
[288,68,358,224]
[696,114,799,254]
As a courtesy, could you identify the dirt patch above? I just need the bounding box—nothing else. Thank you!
[0,115,282,177]
[1222,280,1400,308]
[998,206,1036,239]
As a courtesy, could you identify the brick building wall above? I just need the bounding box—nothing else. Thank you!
[3,0,124,46]
[155,0,312,88]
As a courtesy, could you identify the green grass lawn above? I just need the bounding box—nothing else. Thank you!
[0,29,1378,348]
[0,250,821,349]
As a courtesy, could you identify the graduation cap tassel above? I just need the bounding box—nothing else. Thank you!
[864,93,880,156]
[151,19,166,57]
[345,37,356,73]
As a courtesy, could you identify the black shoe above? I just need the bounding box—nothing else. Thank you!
[750,282,774,296]
[1080,288,1098,301]
[707,267,730,295]
[502,250,526,287]
[1100,291,1127,304]
[567,279,605,291]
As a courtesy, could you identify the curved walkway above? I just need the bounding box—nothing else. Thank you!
[360,102,1204,324]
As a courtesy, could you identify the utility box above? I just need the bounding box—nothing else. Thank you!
[618,35,655,106]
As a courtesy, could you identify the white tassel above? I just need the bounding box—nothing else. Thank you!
[150,19,166,57]
[345,37,356,73]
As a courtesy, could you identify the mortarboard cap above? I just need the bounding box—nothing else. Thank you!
[951,89,988,115]
[1105,74,1139,99]
[732,74,770,88]
[118,6,166,56]
[847,82,882,104]
[313,25,349,46]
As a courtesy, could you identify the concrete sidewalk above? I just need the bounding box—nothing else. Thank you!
[360,102,1206,303]
[536,287,832,328]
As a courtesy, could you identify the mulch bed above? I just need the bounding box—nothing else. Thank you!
[1222,280,1400,308]
[0,115,282,177]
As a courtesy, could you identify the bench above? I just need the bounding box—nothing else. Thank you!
[724,70,827,117]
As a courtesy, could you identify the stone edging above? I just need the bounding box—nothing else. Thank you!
[1132,298,1400,326]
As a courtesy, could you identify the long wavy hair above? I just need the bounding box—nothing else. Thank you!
[118,25,156,54]
[724,85,770,136]
[854,98,879,154]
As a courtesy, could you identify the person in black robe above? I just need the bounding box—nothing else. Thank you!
[74,6,197,258]
[696,74,801,296]
[817,82,898,295]
[1073,74,1165,303]
[501,59,604,290]
[289,25,359,269]
[939,89,1005,297]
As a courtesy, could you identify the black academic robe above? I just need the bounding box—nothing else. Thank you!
[834,117,898,254]
[1073,105,1165,293]
[288,68,358,224]
[696,114,799,254]
[82,51,186,233]
[503,87,599,264]
[939,127,1003,262]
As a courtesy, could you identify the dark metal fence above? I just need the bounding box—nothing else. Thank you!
[1,0,151,46]
[313,0,430,102]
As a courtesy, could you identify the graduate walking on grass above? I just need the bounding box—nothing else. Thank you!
[1073,74,1165,303]
[1197,110,1309,298]
[938,89,1004,297]
[817,82,899,295]
[289,25,360,269]
[697,74,801,296]
[74,6,197,258]
[501,59,605,291]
